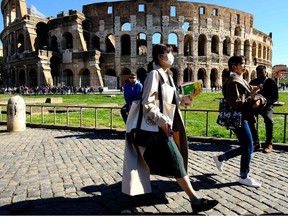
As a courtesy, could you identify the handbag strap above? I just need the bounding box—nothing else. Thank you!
[136,77,163,130]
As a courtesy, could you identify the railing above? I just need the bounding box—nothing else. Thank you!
[0,104,287,143]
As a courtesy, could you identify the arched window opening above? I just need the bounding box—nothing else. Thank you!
[92,36,100,50]
[29,69,38,87]
[81,69,90,87]
[62,32,73,50]
[121,22,131,31]
[234,27,241,36]
[36,22,49,50]
[234,39,241,56]
[211,35,219,54]
[63,69,73,87]
[258,44,262,59]
[51,36,58,52]
[121,34,131,55]
[106,34,115,53]
[197,69,206,87]
[136,33,147,55]
[183,68,193,82]
[182,22,190,31]
[168,33,178,48]
[152,33,163,45]
[244,40,250,61]
[17,34,25,53]
[198,34,206,56]
[19,70,25,86]
[184,35,192,56]
[223,37,231,56]
[50,55,61,86]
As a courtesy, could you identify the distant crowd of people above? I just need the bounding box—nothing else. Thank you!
[0,85,103,95]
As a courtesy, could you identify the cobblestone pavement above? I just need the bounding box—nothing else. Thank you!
[0,126,287,215]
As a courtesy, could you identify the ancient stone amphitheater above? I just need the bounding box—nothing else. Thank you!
[1,0,272,89]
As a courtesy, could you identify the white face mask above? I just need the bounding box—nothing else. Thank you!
[167,52,174,66]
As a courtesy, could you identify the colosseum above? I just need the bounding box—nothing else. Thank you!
[0,0,273,90]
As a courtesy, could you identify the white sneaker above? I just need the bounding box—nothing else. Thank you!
[239,176,261,188]
[212,153,224,172]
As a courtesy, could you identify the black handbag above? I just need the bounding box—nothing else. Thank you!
[126,79,164,147]
[216,98,242,130]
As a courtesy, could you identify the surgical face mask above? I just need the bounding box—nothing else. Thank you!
[167,52,174,66]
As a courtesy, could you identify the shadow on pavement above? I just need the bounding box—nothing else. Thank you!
[0,180,203,215]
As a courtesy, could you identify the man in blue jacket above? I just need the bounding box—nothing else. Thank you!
[121,72,143,123]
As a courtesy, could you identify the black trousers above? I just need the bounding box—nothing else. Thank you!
[249,106,274,145]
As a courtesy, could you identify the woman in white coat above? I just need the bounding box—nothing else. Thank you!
[122,44,218,213]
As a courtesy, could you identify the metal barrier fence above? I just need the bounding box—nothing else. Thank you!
[0,104,287,143]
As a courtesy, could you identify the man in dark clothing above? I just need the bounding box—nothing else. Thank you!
[121,72,143,123]
[249,65,279,153]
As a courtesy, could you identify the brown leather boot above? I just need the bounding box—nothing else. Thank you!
[263,144,273,153]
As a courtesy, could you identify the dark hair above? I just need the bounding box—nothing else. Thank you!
[148,44,173,72]
[256,65,266,72]
[228,55,246,72]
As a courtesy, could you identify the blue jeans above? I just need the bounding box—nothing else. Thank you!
[222,120,254,179]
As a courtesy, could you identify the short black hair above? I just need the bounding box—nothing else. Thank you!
[256,65,266,72]
[228,55,246,72]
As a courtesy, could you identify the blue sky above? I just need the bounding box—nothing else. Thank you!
[1,0,287,66]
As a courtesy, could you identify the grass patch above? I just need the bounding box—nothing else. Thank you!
[0,92,287,143]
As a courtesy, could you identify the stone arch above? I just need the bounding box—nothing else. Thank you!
[136,33,147,55]
[36,22,49,50]
[210,68,218,89]
[17,34,25,53]
[80,68,90,87]
[223,36,231,56]
[198,34,207,56]
[82,19,90,49]
[29,68,38,87]
[234,26,242,36]
[244,40,250,61]
[121,34,131,55]
[211,35,219,54]
[50,55,61,86]
[234,38,241,56]
[252,41,257,58]
[184,34,193,56]
[258,44,262,59]
[63,69,74,86]
[51,35,58,52]
[19,70,25,86]
[168,32,178,48]
[62,32,73,49]
[263,46,267,60]
[106,34,115,53]
[197,68,206,87]
[183,67,193,82]
[121,22,131,31]
[92,36,100,50]
[182,22,190,31]
[152,33,163,44]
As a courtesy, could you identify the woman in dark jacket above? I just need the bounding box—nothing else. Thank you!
[213,55,263,188]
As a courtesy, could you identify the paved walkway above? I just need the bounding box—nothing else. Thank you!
[0,126,287,215]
